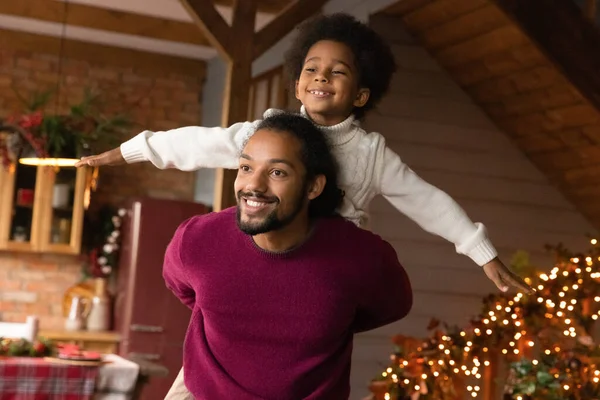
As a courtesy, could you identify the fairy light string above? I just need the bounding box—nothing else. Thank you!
[372,239,600,400]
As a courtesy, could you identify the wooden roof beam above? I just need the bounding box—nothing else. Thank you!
[0,0,210,46]
[179,0,233,58]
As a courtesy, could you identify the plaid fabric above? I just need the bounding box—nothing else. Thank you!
[0,357,99,400]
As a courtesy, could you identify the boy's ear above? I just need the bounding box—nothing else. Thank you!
[307,175,326,200]
[353,88,370,108]
[295,80,301,100]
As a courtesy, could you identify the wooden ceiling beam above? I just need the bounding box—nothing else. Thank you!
[253,0,329,59]
[491,0,600,113]
[215,0,287,14]
[180,0,232,59]
[0,27,206,77]
[0,0,210,47]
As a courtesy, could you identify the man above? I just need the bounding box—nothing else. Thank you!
[163,113,412,399]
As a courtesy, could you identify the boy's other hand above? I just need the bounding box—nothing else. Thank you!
[75,148,125,167]
[483,258,535,295]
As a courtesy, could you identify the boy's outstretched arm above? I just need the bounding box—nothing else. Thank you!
[378,147,533,295]
[76,121,257,170]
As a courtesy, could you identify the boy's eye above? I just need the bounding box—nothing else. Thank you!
[304,67,316,72]
[332,70,346,75]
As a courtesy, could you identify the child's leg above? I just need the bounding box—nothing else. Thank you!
[164,367,194,400]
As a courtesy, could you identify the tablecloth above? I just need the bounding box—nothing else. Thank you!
[0,357,98,400]
[93,354,139,400]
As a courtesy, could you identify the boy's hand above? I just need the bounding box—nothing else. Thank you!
[75,148,125,167]
[483,258,535,295]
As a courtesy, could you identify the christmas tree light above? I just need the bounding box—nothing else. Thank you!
[369,240,600,400]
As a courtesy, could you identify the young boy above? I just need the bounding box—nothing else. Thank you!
[77,13,532,293]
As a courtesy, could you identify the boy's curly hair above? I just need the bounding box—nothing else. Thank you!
[284,13,397,119]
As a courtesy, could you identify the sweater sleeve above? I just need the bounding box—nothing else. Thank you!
[378,147,497,266]
[119,121,258,171]
[354,239,412,333]
[163,219,196,310]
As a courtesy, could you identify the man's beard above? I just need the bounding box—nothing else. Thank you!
[236,182,307,235]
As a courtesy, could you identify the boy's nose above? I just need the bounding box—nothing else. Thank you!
[314,76,328,83]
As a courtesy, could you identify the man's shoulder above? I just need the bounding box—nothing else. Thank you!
[321,216,386,245]
[178,207,237,239]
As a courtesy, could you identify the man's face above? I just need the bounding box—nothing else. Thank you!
[235,129,309,235]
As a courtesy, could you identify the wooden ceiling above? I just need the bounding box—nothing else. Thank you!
[383,0,600,229]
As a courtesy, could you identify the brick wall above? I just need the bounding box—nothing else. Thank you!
[0,48,205,330]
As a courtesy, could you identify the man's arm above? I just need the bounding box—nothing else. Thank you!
[354,238,412,333]
[163,219,196,309]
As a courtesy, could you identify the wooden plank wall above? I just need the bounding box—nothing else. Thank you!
[348,13,598,399]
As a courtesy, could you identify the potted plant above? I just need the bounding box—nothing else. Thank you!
[0,89,129,168]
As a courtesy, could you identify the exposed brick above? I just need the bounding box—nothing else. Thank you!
[90,67,121,81]
[0,280,22,290]
[23,281,69,293]
[0,48,201,325]
[1,291,37,303]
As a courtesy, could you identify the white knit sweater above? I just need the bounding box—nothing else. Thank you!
[120,107,497,266]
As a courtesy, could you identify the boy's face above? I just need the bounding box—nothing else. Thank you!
[295,40,370,126]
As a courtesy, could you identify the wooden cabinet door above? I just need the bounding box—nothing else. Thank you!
[38,166,88,254]
[0,164,89,254]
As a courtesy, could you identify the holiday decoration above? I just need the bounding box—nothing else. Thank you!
[0,337,54,357]
[369,240,600,400]
[0,89,128,168]
[83,206,124,279]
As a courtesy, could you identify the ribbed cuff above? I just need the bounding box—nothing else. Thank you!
[467,238,498,266]
[120,133,147,164]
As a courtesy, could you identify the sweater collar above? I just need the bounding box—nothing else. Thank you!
[299,105,358,146]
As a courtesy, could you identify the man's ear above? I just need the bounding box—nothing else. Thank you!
[307,175,326,200]
[295,80,301,100]
[353,88,370,108]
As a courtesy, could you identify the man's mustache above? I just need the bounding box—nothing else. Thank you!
[237,191,279,203]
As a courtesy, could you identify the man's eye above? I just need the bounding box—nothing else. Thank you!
[271,170,285,177]
[240,165,250,172]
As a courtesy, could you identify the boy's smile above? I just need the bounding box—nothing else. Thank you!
[295,40,370,126]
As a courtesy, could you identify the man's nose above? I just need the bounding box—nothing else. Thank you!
[245,172,268,192]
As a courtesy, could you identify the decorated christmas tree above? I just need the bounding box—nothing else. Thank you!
[369,241,600,400]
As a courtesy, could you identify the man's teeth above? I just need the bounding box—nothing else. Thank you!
[247,200,265,207]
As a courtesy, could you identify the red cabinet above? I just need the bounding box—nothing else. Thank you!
[114,197,209,400]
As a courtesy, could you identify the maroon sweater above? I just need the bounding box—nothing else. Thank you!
[163,207,412,399]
